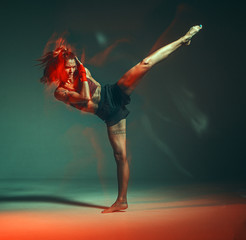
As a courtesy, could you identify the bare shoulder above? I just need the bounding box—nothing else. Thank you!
[85,67,92,77]
[85,67,101,86]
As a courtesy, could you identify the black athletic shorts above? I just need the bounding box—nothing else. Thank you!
[95,83,131,126]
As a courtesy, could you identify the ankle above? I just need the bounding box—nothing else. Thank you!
[117,198,127,203]
[181,35,189,44]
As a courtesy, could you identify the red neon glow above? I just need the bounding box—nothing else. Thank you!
[38,41,73,85]
[0,202,245,240]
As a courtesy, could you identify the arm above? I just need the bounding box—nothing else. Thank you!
[54,87,90,104]
[75,57,92,101]
[80,79,91,100]
[54,63,93,104]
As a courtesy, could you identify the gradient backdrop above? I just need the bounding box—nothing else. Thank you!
[0,0,245,183]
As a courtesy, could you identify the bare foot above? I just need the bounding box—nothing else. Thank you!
[101,201,128,213]
[183,25,203,45]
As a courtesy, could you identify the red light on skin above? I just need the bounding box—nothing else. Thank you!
[64,59,77,83]
[41,36,77,86]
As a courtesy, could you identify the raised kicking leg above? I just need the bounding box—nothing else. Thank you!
[117,25,202,95]
[102,119,129,213]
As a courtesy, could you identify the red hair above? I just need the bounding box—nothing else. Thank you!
[38,45,78,85]
[37,36,80,85]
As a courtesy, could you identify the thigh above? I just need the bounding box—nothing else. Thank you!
[107,119,126,156]
[117,59,151,95]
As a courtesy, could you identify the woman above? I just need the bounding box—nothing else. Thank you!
[38,25,202,213]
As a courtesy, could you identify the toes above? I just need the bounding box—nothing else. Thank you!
[101,209,110,214]
[101,208,112,213]
[101,208,115,214]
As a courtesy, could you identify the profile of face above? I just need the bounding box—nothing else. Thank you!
[64,58,77,82]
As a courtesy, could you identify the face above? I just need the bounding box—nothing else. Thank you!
[64,59,76,82]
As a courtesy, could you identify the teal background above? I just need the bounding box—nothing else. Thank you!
[0,0,245,182]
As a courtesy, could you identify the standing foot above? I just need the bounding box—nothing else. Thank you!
[101,200,128,213]
[183,25,203,45]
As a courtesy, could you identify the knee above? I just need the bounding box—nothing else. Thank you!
[114,151,127,163]
[140,57,153,69]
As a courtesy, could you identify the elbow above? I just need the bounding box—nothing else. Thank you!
[81,92,91,102]
[83,96,91,102]
[85,93,91,100]
[54,91,62,101]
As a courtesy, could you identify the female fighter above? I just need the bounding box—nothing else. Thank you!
[38,25,202,213]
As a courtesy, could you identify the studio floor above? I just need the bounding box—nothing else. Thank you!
[0,179,246,240]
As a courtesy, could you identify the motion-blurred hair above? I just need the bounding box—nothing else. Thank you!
[37,38,76,85]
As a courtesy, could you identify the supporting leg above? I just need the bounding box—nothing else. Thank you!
[117,25,202,95]
[102,119,129,213]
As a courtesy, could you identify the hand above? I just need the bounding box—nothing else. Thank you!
[75,56,87,82]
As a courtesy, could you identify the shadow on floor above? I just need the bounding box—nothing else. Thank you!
[0,195,107,209]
